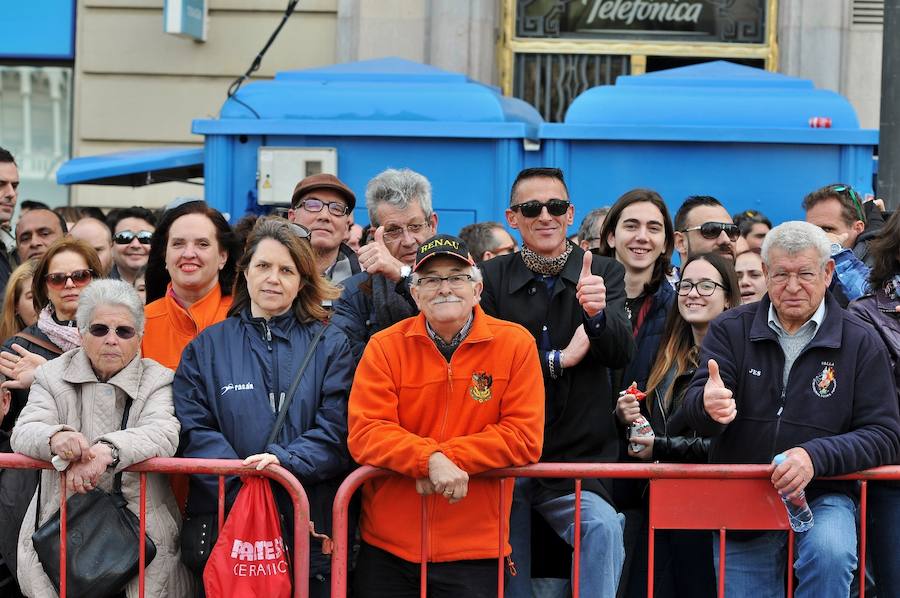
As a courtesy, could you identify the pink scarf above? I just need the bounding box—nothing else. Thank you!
[36,305,82,352]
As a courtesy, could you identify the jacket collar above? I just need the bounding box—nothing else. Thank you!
[507,244,584,295]
[164,282,225,336]
[240,306,298,339]
[62,348,143,400]
[749,292,843,349]
[406,304,493,345]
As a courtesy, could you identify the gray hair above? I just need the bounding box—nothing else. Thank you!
[76,279,146,337]
[410,264,483,287]
[760,221,832,269]
[577,207,611,242]
[365,168,433,227]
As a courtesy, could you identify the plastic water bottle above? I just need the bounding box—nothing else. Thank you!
[772,453,814,532]
[628,416,654,453]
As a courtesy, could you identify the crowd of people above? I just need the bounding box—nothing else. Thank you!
[0,142,898,598]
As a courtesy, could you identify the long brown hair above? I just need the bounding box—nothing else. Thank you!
[867,209,900,289]
[645,252,740,411]
[228,216,339,323]
[597,188,674,295]
[0,259,38,341]
[31,238,103,313]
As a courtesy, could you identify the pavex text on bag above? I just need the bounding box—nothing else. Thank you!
[203,476,291,598]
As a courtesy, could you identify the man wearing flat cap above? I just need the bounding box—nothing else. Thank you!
[348,234,545,597]
[289,173,361,284]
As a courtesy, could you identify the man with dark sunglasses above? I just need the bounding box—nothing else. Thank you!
[107,207,156,285]
[673,195,738,268]
[288,173,361,284]
[480,167,634,598]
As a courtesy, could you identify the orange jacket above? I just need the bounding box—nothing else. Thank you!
[141,283,233,371]
[348,305,544,563]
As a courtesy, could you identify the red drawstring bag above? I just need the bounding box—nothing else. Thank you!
[203,477,292,598]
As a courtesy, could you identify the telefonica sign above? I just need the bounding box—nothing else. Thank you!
[517,0,766,44]
[164,0,207,42]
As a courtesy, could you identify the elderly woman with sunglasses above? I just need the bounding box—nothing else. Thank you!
[11,279,193,598]
[175,217,354,596]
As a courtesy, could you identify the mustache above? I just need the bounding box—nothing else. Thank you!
[430,297,463,305]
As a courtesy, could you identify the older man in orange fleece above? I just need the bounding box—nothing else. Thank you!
[348,233,544,598]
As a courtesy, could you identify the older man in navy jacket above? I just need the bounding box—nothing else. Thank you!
[683,220,900,598]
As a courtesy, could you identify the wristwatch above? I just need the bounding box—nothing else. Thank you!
[399,265,412,280]
[829,242,844,257]
[98,440,120,470]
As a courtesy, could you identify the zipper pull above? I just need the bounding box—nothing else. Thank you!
[264,322,273,350]
[506,555,517,576]
[278,392,285,412]
[268,392,276,412]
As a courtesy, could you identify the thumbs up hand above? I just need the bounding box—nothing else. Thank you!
[357,225,407,282]
[703,359,736,424]
[575,250,607,318]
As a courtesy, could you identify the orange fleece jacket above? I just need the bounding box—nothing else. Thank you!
[348,305,545,563]
[141,283,233,371]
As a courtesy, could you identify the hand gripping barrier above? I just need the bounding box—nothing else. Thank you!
[331,462,900,598]
[0,454,313,598]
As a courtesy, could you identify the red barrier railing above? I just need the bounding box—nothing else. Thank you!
[0,454,312,598]
[331,463,900,598]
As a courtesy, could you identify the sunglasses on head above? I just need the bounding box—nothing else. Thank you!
[45,269,93,290]
[114,230,153,245]
[681,222,740,241]
[510,199,571,218]
[828,184,865,221]
[289,222,311,240]
[88,323,137,340]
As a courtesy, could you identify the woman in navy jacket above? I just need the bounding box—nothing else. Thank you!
[175,217,355,597]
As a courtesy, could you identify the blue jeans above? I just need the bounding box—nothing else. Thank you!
[867,483,900,596]
[506,478,625,598]
[712,492,857,598]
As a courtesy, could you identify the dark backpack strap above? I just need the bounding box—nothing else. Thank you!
[264,323,327,446]
[11,332,63,356]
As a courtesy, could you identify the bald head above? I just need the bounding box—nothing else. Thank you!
[70,217,113,275]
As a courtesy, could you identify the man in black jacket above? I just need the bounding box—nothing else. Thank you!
[480,167,634,598]
[682,220,900,598]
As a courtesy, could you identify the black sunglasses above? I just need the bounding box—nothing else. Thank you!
[45,269,93,290]
[88,323,137,340]
[510,199,571,218]
[114,230,153,245]
[681,222,740,241]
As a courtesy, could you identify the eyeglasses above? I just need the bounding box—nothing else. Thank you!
[680,222,740,241]
[45,269,94,290]
[382,221,431,243]
[289,222,311,240]
[294,198,351,217]
[768,270,819,285]
[88,323,137,340]
[828,185,865,221]
[675,279,726,296]
[415,274,474,291]
[114,230,153,245]
[509,199,571,218]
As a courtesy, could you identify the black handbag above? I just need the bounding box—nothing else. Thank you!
[180,323,326,574]
[31,398,157,598]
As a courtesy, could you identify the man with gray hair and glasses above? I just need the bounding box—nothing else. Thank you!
[682,220,900,598]
[332,167,437,361]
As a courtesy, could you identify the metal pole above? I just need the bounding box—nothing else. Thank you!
[877,0,900,210]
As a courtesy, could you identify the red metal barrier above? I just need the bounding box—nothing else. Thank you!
[331,463,900,598]
[0,454,313,598]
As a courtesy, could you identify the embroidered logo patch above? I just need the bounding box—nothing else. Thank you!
[812,366,837,398]
[469,371,493,403]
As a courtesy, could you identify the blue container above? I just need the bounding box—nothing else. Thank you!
[192,57,543,231]
[541,60,877,230]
